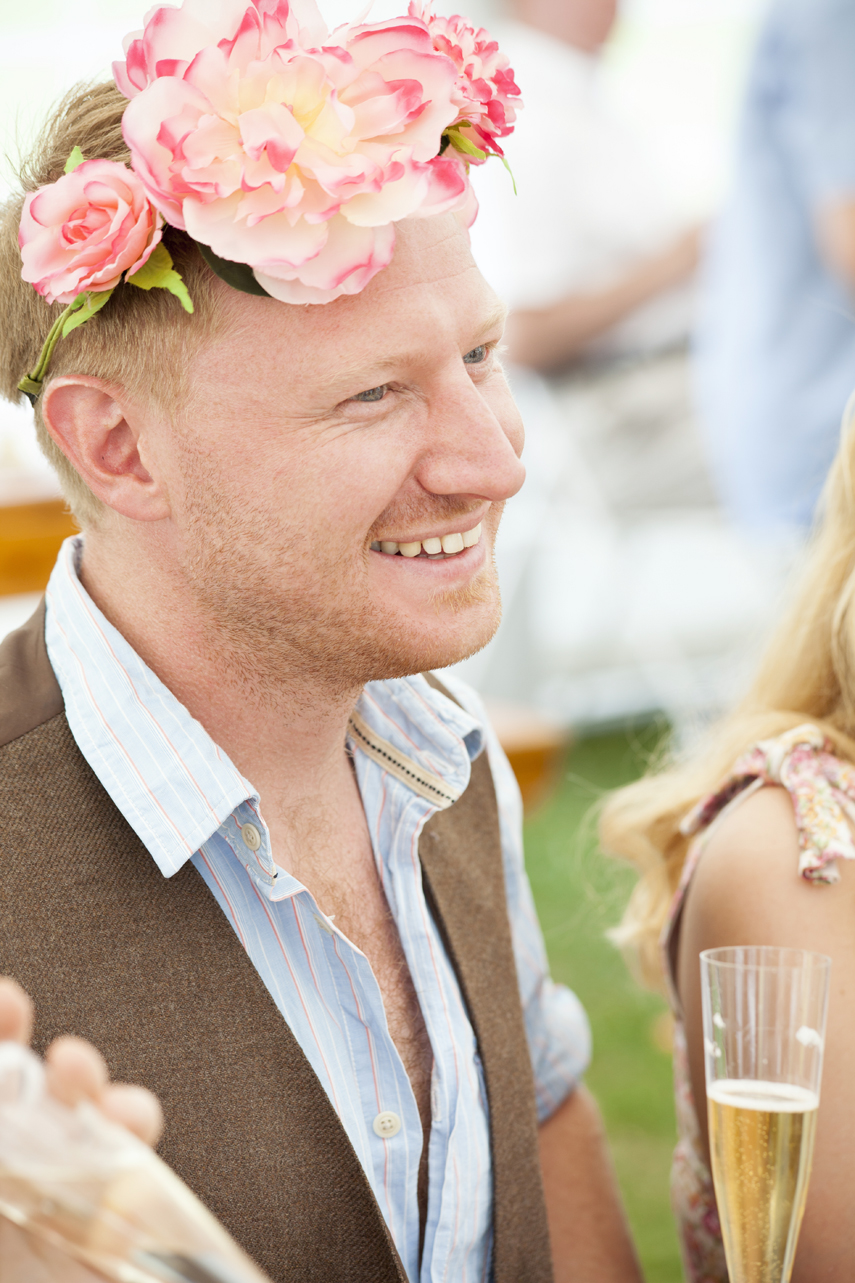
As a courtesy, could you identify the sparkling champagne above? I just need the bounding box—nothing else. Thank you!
[708,1079,818,1283]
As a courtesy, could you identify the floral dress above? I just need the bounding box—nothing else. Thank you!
[662,724,855,1283]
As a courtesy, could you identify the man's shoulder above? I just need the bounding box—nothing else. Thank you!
[0,602,64,749]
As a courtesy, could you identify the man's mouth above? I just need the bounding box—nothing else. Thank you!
[370,521,482,559]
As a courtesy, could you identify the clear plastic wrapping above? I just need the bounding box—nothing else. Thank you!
[0,1042,272,1283]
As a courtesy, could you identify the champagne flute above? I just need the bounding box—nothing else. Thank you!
[701,946,831,1283]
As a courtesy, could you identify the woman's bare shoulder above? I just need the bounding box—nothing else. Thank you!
[697,784,800,888]
[683,781,855,960]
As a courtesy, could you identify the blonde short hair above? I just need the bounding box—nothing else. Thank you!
[0,81,228,527]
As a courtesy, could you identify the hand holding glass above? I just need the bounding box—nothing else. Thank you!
[0,1041,272,1283]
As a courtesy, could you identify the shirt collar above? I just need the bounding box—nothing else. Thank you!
[45,537,255,878]
[44,536,484,878]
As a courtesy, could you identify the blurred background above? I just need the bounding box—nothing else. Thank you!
[3,0,846,1277]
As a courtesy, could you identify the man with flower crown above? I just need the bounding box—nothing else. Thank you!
[0,2,642,1280]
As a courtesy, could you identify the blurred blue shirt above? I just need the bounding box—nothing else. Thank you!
[696,0,855,531]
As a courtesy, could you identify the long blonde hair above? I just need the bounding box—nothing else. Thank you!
[601,401,855,988]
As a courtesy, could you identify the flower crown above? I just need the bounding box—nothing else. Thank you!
[17,0,520,403]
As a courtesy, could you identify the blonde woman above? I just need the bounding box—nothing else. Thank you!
[601,407,855,1282]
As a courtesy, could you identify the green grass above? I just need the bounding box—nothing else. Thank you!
[523,725,683,1283]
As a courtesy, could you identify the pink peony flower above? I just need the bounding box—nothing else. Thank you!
[114,0,471,304]
[409,1,521,159]
[19,159,162,306]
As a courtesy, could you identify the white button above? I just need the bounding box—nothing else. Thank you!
[373,1111,402,1139]
[242,823,262,851]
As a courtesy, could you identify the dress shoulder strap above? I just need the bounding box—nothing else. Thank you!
[661,724,855,1013]
[681,723,855,886]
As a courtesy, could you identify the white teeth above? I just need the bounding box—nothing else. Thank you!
[373,522,482,557]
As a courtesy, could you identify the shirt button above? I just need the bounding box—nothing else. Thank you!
[242,823,262,851]
[373,1111,402,1139]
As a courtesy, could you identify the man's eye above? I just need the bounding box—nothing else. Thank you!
[463,345,488,364]
[352,384,388,402]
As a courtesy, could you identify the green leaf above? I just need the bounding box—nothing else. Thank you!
[195,240,272,298]
[446,128,487,162]
[127,242,195,313]
[64,146,86,174]
[61,289,114,337]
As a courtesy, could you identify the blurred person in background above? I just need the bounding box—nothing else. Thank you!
[696,0,855,535]
[456,0,724,729]
[471,0,702,372]
[601,399,855,1281]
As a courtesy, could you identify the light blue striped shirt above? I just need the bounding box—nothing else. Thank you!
[44,536,590,1283]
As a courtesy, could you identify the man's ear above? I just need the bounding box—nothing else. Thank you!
[41,376,170,522]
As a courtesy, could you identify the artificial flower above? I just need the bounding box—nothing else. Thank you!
[19,155,162,306]
[115,0,469,303]
[409,0,521,159]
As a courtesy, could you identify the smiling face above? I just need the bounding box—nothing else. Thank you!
[145,212,524,691]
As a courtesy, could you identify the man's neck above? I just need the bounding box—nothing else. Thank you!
[78,531,363,816]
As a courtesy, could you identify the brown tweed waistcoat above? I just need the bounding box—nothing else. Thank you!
[0,604,552,1283]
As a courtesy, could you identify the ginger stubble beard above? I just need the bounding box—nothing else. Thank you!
[172,450,504,701]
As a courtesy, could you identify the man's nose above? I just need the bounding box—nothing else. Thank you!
[414,377,526,502]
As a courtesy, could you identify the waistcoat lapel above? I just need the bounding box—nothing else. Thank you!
[420,675,554,1283]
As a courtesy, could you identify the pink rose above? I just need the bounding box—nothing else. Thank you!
[409,1,521,159]
[114,0,469,304]
[19,159,163,306]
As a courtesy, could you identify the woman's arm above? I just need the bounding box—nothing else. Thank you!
[676,785,855,1280]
